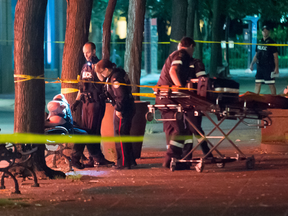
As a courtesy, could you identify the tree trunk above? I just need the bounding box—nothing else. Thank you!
[209,0,222,77]
[186,0,197,38]
[124,0,146,98]
[102,0,117,60]
[194,8,203,60]
[169,0,188,54]
[61,0,93,125]
[14,0,65,179]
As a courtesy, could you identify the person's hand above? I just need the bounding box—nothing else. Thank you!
[71,100,81,112]
[274,68,279,74]
[116,111,123,119]
[249,64,254,71]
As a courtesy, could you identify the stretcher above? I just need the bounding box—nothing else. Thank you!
[146,86,277,172]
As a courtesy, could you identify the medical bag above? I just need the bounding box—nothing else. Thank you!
[197,77,240,106]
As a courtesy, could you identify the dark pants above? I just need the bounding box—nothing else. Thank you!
[185,110,212,157]
[72,101,105,161]
[114,109,135,168]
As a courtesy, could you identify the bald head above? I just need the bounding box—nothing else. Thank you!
[83,42,96,62]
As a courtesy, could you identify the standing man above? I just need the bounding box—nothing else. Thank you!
[71,42,114,168]
[250,25,279,95]
[156,37,211,170]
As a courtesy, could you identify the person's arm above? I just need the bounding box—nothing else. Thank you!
[250,53,257,71]
[273,52,279,74]
[71,90,82,112]
[169,65,182,86]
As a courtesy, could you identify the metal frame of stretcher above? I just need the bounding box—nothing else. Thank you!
[146,89,272,172]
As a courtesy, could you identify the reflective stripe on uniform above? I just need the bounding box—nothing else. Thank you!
[184,139,193,144]
[264,80,275,84]
[169,140,184,148]
[196,71,206,77]
[214,87,239,93]
[172,60,183,65]
[255,79,265,83]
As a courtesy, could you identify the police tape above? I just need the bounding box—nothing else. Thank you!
[0,133,144,144]
[0,133,195,144]
[2,38,288,46]
[170,38,288,47]
[13,74,215,97]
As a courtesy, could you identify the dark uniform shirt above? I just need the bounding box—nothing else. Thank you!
[256,37,277,67]
[105,68,134,113]
[188,58,207,79]
[157,49,191,87]
[79,56,103,102]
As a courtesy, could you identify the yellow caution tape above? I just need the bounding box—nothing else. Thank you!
[0,134,144,144]
[61,88,79,94]
[1,39,287,46]
[132,93,156,98]
[0,133,194,144]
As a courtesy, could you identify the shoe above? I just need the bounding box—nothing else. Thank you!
[131,160,137,167]
[84,157,94,168]
[71,160,85,169]
[95,158,115,166]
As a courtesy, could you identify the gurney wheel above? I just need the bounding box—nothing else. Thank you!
[170,164,176,172]
[216,163,225,168]
[170,158,177,172]
[145,112,154,122]
[246,156,255,169]
[195,162,204,173]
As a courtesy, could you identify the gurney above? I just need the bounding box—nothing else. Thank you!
[145,83,284,172]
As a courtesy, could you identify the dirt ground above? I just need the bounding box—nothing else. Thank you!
[2,142,288,216]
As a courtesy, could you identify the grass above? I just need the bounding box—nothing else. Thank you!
[0,198,31,208]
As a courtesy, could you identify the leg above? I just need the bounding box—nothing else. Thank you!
[114,110,135,169]
[255,83,261,94]
[269,84,276,95]
[186,111,213,157]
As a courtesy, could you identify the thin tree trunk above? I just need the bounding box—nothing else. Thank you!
[186,0,197,38]
[124,0,146,98]
[102,0,117,60]
[169,0,188,54]
[194,8,203,60]
[210,0,222,77]
[14,0,65,179]
[61,0,94,125]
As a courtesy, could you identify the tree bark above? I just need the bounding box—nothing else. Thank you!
[102,0,117,60]
[169,0,188,54]
[194,8,203,60]
[61,0,94,125]
[124,0,146,98]
[186,0,197,38]
[14,0,65,179]
[209,0,222,77]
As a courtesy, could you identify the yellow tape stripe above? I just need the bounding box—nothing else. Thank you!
[0,134,144,144]
[61,88,79,94]
[14,74,217,95]
[0,134,194,144]
[2,39,288,46]
[132,93,156,98]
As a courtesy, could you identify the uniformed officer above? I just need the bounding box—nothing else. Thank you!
[157,37,212,170]
[95,59,136,169]
[71,42,114,168]
[250,25,279,95]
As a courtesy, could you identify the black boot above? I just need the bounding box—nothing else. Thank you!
[71,158,85,169]
[84,157,94,168]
